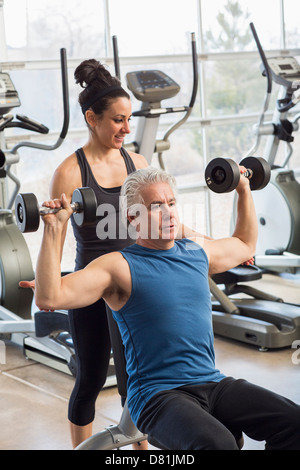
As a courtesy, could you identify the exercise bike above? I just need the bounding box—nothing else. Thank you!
[117,32,198,165]
[1,51,117,385]
[0,49,82,377]
[247,22,300,274]
[209,23,300,351]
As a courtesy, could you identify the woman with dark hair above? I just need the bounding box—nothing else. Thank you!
[50,59,148,448]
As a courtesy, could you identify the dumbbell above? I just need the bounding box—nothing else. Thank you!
[15,187,97,233]
[205,156,271,193]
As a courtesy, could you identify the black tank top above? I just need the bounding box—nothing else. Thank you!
[71,147,136,270]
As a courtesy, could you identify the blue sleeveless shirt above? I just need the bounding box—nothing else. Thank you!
[112,239,225,425]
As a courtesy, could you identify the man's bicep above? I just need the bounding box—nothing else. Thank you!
[61,259,112,310]
[205,237,253,274]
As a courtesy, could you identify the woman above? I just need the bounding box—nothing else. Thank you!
[50,59,148,448]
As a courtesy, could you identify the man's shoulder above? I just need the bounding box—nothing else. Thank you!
[94,251,131,286]
[100,251,127,265]
[99,252,132,309]
[92,251,127,274]
[177,237,205,251]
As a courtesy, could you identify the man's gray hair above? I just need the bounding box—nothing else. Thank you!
[120,166,177,219]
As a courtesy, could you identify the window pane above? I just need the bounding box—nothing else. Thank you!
[201,0,281,52]
[177,190,208,237]
[9,63,87,133]
[4,0,106,61]
[109,0,198,56]
[209,191,235,238]
[203,56,278,117]
[205,122,259,162]
[155,127,204,178]
[283,0,300,48]
[10,69,65,132]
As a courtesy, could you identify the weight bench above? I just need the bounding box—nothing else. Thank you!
[75,305,147,450]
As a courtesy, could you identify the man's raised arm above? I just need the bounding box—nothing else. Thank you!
[203,166,258,274]
[33,193,112,311]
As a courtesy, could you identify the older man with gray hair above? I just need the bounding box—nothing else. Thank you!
[28,166,300,450]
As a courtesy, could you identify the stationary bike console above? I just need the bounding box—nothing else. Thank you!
[126,70,180,103]
[0,72,21,115]
[262,56,300,87]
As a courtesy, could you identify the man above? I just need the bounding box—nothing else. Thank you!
[29,166,300,450]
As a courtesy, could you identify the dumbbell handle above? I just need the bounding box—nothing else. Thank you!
[39,202,80,216]
[243,168,253,180]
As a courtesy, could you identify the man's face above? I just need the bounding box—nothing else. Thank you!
[135,182,180,241]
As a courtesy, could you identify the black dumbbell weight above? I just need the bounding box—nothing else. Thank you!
[239,156,271,191]
[205,156,271,193]
[15,187,97,233]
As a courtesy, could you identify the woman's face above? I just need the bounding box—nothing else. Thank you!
[90,97,132,149]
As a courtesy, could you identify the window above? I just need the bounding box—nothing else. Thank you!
[4,0,106,61]
[109,0,198,56]
[201,0,281,52]
[2,0,300,269]
[283,0,300,49]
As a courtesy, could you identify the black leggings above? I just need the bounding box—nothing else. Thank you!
[68,298,111,426]
[137,377,300,450]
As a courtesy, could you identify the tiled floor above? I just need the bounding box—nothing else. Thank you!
[1,273,300,450]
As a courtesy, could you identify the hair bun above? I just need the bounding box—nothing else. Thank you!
[74,59,109,88]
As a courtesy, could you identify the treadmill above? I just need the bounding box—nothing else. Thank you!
[210,266,300,350]
[210,23,300,350]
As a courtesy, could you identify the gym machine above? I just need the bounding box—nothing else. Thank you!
[203,24,300,351]
[1,54,117,385]
[0,49,83,376]
[245,22,300,273]
[75,33,199,450]
[205,154,300,351]
[116,33,198,165]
